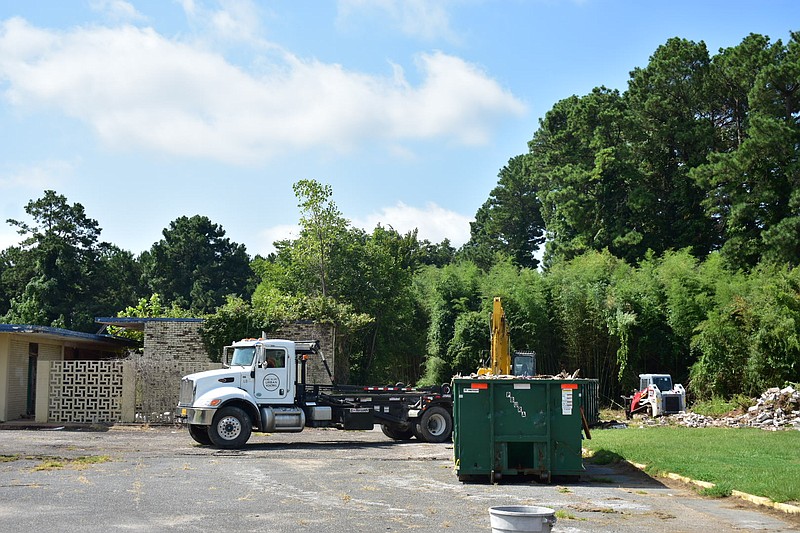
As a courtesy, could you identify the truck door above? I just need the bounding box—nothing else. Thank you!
[254,345,292,404]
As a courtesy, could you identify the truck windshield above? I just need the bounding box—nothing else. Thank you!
[652,376,673,391]
[230,347,256,367]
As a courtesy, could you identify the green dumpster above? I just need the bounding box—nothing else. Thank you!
[453,377,586,483]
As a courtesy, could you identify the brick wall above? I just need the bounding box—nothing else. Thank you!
[143,320,207,363]
[139,320,215,422]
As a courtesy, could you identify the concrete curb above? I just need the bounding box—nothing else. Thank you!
[628,461,800,515]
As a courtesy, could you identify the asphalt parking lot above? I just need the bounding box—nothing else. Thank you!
[0,425,797,532]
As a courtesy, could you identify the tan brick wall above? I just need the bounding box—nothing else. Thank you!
[143,320,208,363]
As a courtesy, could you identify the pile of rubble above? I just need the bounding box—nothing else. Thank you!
[672,386,800,431]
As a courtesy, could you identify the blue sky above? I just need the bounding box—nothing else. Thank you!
[0,1,797,257]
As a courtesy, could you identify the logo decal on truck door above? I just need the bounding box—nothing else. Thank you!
[263,374,280,391]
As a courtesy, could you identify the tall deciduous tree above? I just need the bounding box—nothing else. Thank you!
[142,215,251,313]
[292,179,350,298]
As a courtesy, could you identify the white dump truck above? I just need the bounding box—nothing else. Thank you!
[176,338,454,448]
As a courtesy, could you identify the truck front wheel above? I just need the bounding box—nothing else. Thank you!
[209,406,252,449]
[188,424,212,445]
[415,406,452,443]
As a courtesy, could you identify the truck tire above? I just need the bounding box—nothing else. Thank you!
[415,406,452,443]
[380,423,414,441]
[209,406,252,449]
[188,424,212,445]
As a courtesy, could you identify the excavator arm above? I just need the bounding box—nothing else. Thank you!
[477,297,512,375]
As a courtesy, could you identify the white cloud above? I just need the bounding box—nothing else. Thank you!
[179,0,267,47]
[0,17,526,165]
[0,159,74,190]
[354,202,471,246]
[256,202,470,256]
[256,223,299,256]
[337,0,458,43]
[90,0,147,22]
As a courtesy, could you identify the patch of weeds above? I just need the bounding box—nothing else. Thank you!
[340,493,352,503]
[31,455,111,472]
[554,509,586,521]
[73,455,110,466]
[0,455,20,462]
[33,460,64,471]
[557,486,572,493]
[699,483,732,498]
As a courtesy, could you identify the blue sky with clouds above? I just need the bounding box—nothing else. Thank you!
[0,0,797,256]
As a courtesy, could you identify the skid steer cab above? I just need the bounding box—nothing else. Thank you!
[176,338,454,449]
[623,374,686,419]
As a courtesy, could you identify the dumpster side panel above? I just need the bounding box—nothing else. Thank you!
[453,378,585,482]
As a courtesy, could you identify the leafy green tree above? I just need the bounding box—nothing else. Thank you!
[545,251,625,399]
[464,155,545,269]
[626,37,718,258]
[142,215,251,313]
[200,296,270,363]
[2,190,139,331]
[291,180,350,297]
[110,293,194,342]
[692,33,798,269]
[527,87,642,265]
[415,261,482,386]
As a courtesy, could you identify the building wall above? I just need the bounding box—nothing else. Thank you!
[143,321,207,363]
[2,336,62,421]
[0,335,8,421]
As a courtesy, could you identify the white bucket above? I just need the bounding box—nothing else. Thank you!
[488,506,557,533]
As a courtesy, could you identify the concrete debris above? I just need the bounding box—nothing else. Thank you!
[667,386,800,431]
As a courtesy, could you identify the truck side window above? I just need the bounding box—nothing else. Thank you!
[264,348,285,368]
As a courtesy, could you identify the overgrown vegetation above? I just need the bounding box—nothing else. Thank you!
[2,31,799,401]
[584,427,800,503]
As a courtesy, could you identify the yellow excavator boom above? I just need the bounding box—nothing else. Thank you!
[477,297,511,375]
[491,297,511,375]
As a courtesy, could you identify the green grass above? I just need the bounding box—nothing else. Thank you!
[584,426,800,503]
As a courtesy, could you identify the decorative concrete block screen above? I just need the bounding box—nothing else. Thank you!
[46,360,130,423]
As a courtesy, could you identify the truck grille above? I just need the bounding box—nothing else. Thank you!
[663,395,682,413]
[178,378,194,406]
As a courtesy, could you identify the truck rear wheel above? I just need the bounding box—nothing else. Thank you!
[188,424,212,445]
[415,406,452,443]
[380,423,414,440]
[209,406,252,449]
